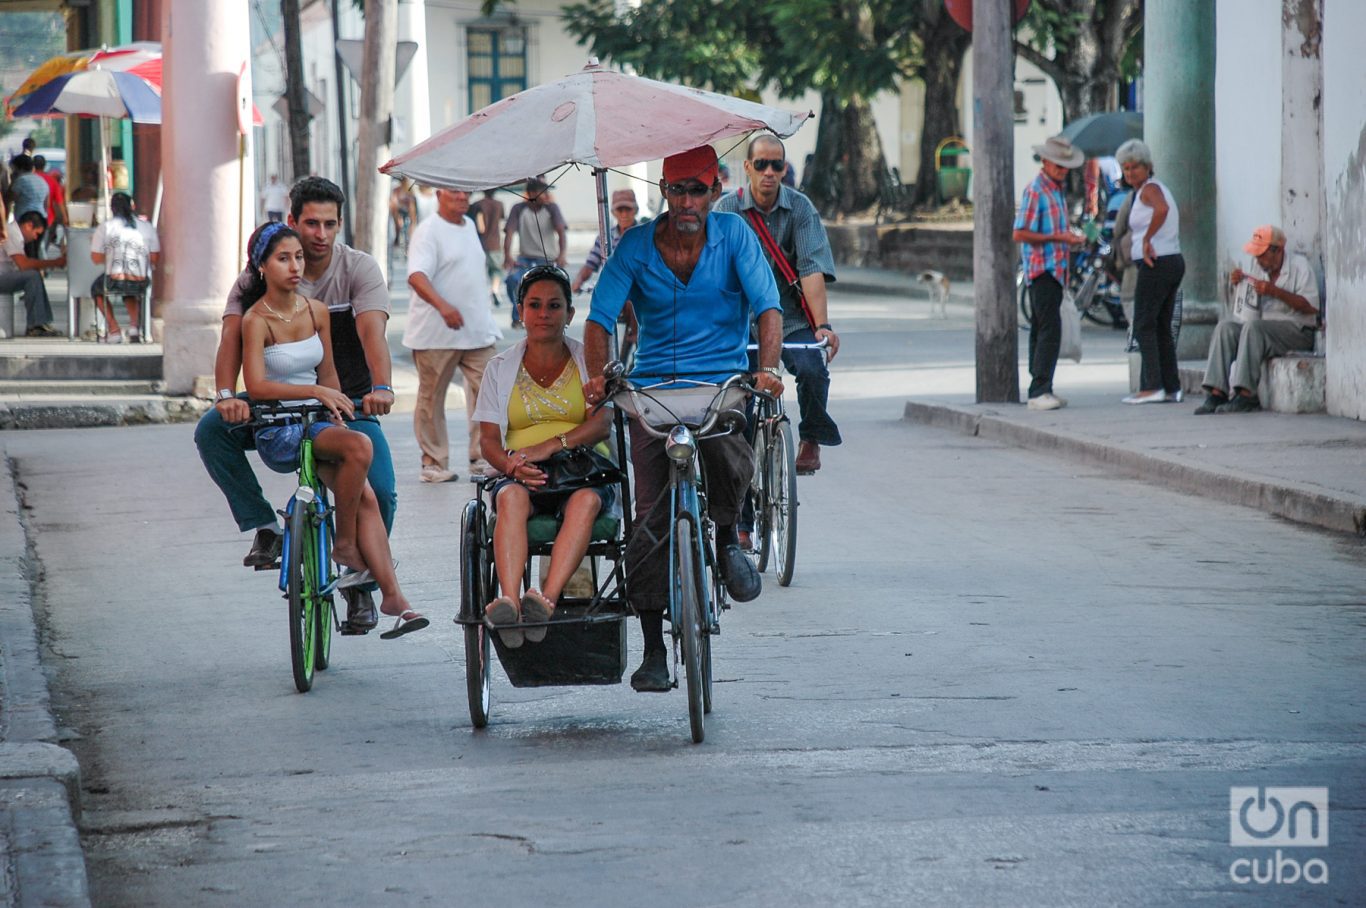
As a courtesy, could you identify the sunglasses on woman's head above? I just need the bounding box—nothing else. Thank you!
[750,158,785,172]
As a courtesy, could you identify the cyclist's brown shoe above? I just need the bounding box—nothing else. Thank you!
[243,528,282,568]
[795,441,821,475]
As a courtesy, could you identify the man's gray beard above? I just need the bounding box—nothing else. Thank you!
[673,216,703,235]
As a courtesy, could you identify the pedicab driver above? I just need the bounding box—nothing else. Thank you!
[582,145,785,692]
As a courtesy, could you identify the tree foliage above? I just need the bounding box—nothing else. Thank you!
[1015,0,1143,121]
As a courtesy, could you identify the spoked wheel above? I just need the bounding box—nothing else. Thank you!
[461,499,492,729]
[675,517,706,743]
[1076,270,1119,327]
[749,422,771,573]
[770,420,799,587]
[286,503,317,693]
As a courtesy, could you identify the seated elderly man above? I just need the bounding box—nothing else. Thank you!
[1195,225,1320,414]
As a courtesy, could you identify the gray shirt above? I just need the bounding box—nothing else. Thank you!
[715,184,835,337]
[10,173,49,220]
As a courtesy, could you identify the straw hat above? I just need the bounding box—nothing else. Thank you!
[1032,135,1085,168]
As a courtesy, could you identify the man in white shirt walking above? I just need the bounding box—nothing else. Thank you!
[404,189,503,482]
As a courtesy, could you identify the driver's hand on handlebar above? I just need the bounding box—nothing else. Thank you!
[215,396,251,424]
[583,375,607,406]
[315,386,355,423]
[753,370,784,398]
[814,326,840,361]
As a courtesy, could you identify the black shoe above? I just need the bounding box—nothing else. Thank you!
[630,647,671,692]
[25,324,62,338]
[717,543,761,602]
[243,528,283,568]
[340,587,378,633]
[1218,394,1262,414]
[1193,393,1226,415]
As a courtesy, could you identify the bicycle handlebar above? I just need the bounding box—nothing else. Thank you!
[606,371,753,441]
[745,337,830,353]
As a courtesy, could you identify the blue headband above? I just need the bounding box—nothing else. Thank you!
[251,222,289,268]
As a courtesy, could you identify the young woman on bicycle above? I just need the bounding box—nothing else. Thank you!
[240,222,427,638]
[472,265,613,648]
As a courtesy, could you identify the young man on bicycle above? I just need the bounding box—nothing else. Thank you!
[582,145,784,692]
[195,177,397,632]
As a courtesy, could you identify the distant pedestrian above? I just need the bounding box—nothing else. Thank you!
[1116,139,1185,405]
[471,189,505,307]
[716,133,841,477]
[32,155,66,233]
[1194,225,1319,414]
[403,189,503,483]
[260,174,288,222]
[570,189,643,293]
[412,183,436,224]
[389,178,416,248]
[503,178,567,329]
[8,154,49,257]
[1012,134,1086,411]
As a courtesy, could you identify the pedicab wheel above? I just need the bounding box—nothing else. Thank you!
[676,517,706,743]
[770,419,799,587]
[750,423,772,573]
[1078,270,1119,327]
[286,503,316,693]
[461,499,492,729]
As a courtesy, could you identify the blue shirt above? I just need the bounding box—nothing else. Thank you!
[588,212,780,381]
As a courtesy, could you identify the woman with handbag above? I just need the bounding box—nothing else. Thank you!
[472,265,615,647]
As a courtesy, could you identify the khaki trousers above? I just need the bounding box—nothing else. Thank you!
[412,345,496,470]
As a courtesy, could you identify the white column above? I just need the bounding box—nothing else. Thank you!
[1280,0,1324,261]
[397,0,432,147]
[160,0,254,394]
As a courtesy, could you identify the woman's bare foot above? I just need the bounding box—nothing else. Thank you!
[331,541,367,573]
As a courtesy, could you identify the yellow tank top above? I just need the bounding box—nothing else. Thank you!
[505,361,587,450]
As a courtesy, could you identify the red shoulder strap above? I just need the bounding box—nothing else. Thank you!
[740,196,816,329]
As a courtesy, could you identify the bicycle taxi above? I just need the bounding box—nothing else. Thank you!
[456,361,757,743]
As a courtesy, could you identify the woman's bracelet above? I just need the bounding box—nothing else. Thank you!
[371,384,393,394]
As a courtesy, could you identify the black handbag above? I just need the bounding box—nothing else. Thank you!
[535,446,619,495]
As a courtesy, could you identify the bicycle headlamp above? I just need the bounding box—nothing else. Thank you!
[666,425,696,463]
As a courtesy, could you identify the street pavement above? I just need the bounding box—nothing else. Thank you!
[1,270,1364,905]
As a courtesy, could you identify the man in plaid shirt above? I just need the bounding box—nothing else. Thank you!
[1012,135,1086,410]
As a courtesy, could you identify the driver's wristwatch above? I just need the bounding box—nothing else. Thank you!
[759,366,782,379]
[216,388,235,402]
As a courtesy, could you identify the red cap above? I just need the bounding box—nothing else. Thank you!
[662,145,719,187]
[1244,224,1285,256]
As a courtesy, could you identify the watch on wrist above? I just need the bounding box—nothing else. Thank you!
[759,366,782,378]
[216,388,235,402]
[558,433,570,451]
[816,323,833,331]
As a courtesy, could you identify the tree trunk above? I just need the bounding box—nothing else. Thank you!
[353,0,397,272]
[913,10,971,208]
[1015,0,1141,123]
[804,90,885,219]
[281,0,311,181]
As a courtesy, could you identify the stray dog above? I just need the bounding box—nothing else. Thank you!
[917,270,951,317]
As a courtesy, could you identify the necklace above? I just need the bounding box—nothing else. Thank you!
[523,352,570,387]
[260,295,304,323]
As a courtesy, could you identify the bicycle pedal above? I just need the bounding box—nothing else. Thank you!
[339,622,371,636]
[254,560,281,572]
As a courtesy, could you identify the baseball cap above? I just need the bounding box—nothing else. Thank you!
[611,189,638,210]
[662,145,719,187]
[1244,224,1285,256]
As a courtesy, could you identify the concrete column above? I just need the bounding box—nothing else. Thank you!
[1145,0,1218,359]
[1281,0,1324,261]
[396,0,432,147]
[160,0,253,394]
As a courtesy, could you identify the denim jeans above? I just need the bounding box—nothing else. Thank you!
[194,397,397,534]
[780,326,842,446]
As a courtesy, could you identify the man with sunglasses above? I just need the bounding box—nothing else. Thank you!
[1194,224,1320,414]
[715,134,840,477]
[582,144,784,693]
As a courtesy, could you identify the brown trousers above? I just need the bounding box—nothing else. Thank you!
[411,345,496,469]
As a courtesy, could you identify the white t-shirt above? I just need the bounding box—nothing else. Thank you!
[0,224,24,276]
[261,183,289,214]
[91,218,160,279]
[402,214,502,351]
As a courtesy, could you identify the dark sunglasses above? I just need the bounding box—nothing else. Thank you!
[751,158,785,172]
[664,182,712,198]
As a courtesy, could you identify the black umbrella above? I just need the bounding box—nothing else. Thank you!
[1058,111,1143,158]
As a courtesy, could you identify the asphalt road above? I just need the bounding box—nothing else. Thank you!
[8,286,1364,906]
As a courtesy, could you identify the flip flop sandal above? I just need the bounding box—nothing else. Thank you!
[520,589,556,644]
[483,597,523,648]
[379,609,429,640]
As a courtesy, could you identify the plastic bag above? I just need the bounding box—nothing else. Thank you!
[1059,294,1083,363]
